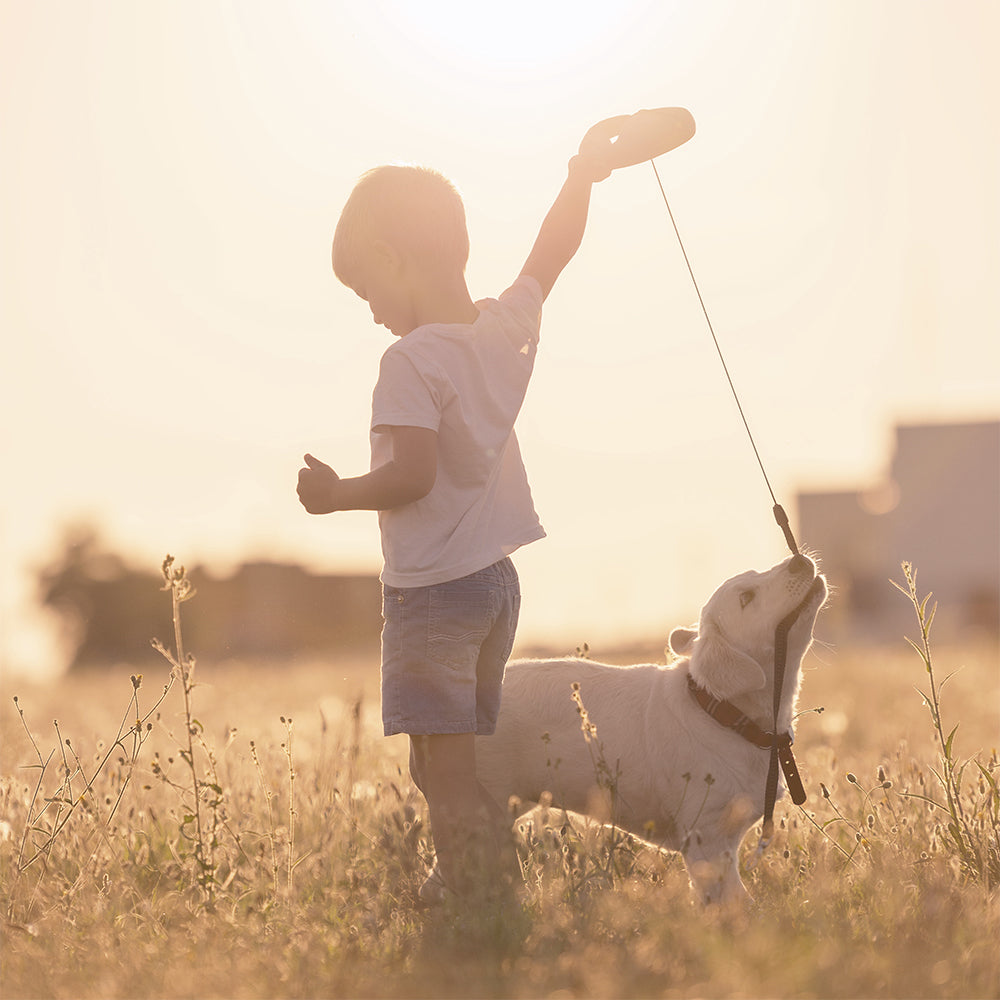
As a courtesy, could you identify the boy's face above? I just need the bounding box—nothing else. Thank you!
[342,241,415,338]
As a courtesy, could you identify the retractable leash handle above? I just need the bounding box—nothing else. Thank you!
[579,108,696,178]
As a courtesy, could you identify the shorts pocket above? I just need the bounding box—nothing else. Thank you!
[427,586,493,671]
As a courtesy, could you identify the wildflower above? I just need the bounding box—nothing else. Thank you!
[847,772,857,784]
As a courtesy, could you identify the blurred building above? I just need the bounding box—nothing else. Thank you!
[796,420,999,642]
[186,561,383,661]
[38,528,383,670]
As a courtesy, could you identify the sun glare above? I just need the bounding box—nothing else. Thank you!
[374,0,636,78]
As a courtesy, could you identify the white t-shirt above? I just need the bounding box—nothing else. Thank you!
[370,275,546,587]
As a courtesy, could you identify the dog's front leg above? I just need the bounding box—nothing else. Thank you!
[682,841,749,907]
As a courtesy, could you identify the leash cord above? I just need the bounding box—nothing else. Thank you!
[649,160,800,555]
[650,162,784,509]
[650,153,811,856]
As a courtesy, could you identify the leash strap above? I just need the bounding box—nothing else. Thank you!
[778,736,806,805]
[760,579,820,837]
[762,609,792,839]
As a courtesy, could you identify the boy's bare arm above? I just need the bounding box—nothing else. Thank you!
[522,109,695,300]
[297,426,437,514]
[520,156,605,302]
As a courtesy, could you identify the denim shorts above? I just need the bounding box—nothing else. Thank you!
[380,557,521,737]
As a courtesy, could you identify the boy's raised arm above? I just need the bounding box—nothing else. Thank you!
[521,108,695,301]
[520,155,606,302]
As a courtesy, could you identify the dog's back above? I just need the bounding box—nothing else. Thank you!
[477,656,728,846]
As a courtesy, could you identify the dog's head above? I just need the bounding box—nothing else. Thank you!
[669,554,827,707]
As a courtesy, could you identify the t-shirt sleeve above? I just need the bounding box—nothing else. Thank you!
[495,275,544,349]
[370,347,443,435]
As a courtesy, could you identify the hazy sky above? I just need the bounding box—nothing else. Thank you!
[3,1,998,674]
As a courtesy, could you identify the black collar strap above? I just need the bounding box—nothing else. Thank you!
[686,671,807,808]
[686,672,788,751]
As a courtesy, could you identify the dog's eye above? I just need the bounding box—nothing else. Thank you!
[739,590,756,609]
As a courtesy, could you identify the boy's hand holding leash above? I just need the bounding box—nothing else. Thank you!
[571,107,696,182]
[523,107,695,300]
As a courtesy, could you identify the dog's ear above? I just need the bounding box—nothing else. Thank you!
[668,627,698,658]
[690,628,767,701]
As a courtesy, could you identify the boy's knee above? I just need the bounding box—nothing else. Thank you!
[409,733,480,802]
[424,734,478,782]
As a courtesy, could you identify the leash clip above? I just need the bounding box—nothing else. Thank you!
[772,503,800,556]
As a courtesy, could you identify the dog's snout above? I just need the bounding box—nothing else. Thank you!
[789,553,812,576]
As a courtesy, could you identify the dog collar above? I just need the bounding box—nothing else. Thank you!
[687,672,806,806]
[686,672,787,750]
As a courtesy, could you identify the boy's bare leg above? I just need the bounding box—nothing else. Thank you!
[409,733,514,896]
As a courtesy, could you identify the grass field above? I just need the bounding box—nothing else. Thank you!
[2,569,998,999]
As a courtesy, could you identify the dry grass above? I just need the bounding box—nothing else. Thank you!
[1,584,998,999]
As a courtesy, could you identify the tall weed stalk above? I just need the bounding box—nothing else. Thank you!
[150,555,230,901]
[891,561,1000,887]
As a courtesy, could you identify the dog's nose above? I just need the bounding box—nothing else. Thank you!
[789,553,812,576]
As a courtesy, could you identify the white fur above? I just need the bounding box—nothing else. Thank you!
[476,554,827,905]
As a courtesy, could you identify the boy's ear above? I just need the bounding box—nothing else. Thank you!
[371,238,404,271]
[689,627,767,701]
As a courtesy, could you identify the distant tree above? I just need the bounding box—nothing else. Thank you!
[36,525,168,669]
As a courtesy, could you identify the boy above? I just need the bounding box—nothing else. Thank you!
[296,128,620,902]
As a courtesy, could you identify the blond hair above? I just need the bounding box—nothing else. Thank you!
[332,165,470,287]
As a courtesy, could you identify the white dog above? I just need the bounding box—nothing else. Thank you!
[476,553,827,904]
